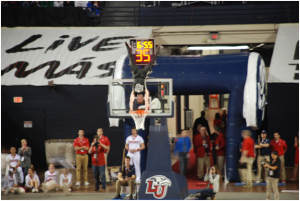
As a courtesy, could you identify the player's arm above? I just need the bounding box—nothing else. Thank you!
[118,172,124,181]
[125,42,135,66]
[99,142,108,150]
[260,143,269,148]
[144,90,149,111]
[130,91,135,112]
[125,143,129,151]
[139,143,145,151]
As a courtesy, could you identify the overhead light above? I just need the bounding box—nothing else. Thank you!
[188,46,249,50]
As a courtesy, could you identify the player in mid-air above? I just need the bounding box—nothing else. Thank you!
[125,42,160,112]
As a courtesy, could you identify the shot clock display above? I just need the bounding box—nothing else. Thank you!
[130,39,155,65]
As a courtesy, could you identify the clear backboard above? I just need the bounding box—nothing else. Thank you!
[107,79,174,118]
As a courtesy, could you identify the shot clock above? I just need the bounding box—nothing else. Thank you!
[129,39,155,65]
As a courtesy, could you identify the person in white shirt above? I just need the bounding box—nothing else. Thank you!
[6,147,24,184]
[74,1,88,9]
[60,168,73,193]
[42,164,63,193]
[25,165,40,193]
[125,127,145,183]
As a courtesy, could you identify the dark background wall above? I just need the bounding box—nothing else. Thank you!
[267,83,299,167]
[1,85,124,167]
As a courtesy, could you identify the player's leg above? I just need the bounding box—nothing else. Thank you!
[204,154,210,174]
[92,165,100,190]
[75,155,82,183]
[272,178,279,200]
[256,156,262,182]
[264,156,270,181]
[16,167,24,183]
[133,153,141,182]
[104,153,111,184]
[198,156,205,179]
[279,155,286,182]
[83,154,89,184]
[100,165,106,190]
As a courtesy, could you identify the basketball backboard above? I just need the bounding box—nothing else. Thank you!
[107,79,174,118]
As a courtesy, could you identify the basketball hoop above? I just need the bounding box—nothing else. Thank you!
[130,110,148,130]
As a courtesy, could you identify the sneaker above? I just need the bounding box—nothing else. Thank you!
[255,179,262,183]
[282,180,286,184]
[35,189,39,193]
[32,188,35,193]
[75,182,80,186]
[106,181,113,186]
[68,188,72,192]
[84,182,89,186]
[42,183,48,193]
[113,194,121,199]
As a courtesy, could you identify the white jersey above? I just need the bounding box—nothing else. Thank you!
[25,174,40,188]
[44,170,59,183]
[6,154,21,168]
[126,135,144,156]
[60,173,72,186]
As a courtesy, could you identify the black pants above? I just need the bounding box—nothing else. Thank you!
[179,152,188,175]
[131,63,153,79]
[198,189,216,200]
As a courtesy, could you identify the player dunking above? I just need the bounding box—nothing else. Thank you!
[125,42,160,112]
[125,127,145,183]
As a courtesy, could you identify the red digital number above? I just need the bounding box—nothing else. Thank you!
[143,49,150,62]
[136,50,143,62]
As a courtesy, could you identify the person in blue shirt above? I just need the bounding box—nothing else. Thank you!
[255,130,270,183]
[87,1,100,16]
[173,130,191,175]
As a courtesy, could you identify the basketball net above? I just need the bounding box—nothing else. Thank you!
[130,110,148,130]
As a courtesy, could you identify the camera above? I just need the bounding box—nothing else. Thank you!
[262,159,269,165]
[94,141,99,146]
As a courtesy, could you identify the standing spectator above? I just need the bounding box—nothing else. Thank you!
[63,1,74,7]
[214,129,226,179]
[60,168,73,192]
[197,166,220,200]
[113,156,136,200]
[25,165,40,193]
[21,1,30,7]
[194,127,210,180]
[220,108,227,134]
[193,111,211,136]
[239,130,255,187]
[174,130,191,176]
[17,139,31,186]
[255,130,270,183]
[53,1,63,7]
[125,127,145,183]
[41,1,53,7]
[291,132,299,181]
[75,1,88,9]
[213,113,223,132]
[31,1,41,7]
[270,132,287,183]
[73,129,90,186]
[42,164,62,193]
[97,128,112,186]
[88,135,108,192]
[6,147,24,184]
[263,151,280,200]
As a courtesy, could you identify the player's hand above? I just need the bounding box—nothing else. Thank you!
[119,178,123,181]
[124,177,129,181]
[125,42,132,51]
[203,140,206,144]
[209,169,212,174]
[129,149,134,153]
[91,142,95,146]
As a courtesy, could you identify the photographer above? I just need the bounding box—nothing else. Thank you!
[255,130,270,183]
[88,135,108,192]
[263,151,280,200]
[197,165,220,200]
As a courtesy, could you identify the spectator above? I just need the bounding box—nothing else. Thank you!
[194,127,210,180]
[17,139,31,186]
[42,164,62,193]
[291,132,299,181]
[193,111,211,136]
[113,156,136,200]
[60,168,73,193]
[97,128,112,186]
[6,147,24,184]
[239,130,255,187]
[255,130,270,183]
[2,170,23,195]
[31,1,41,7]
[41,1,53,7]
[25,165,40,193]
[263,151,280,200]
[197,166,220,200]
[214,128,226,179]
[174,130,191,176]
[75,1,88,9]
[88,135,108,192]
[213,113,223,132]
[87,1,101,16]
[63,1,74,7]
[125,127,145,183]
[53,1,63,7]
[220,108,227,134]
[73,129,90,186]
[21,1,30,7]
[270,132,287,183]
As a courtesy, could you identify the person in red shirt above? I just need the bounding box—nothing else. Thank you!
[214,129,226,178]
[194,127,211,180]
[291,132,299,181]
[73,129,90,186]
[97,128,112,186]
[239,130,255,187]
[88,135,108,192]
[213,113,223,132]
[270,132,287,183]
[220,108,227,134]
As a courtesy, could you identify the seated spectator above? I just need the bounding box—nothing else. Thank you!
[41,1,53,7]
[63,1,75,7]
[60,168,73,193]
[31,1,41,7]
[113,156,136,200]
[87,1,101,16]
[25,165,40,193]
[213,113,223,132]
[75,1,88,9]
[21,1,30,7]
[2,170,24,195]
[18,139,32,186]
[42,164,63,193]
[6,147,24,184]
[53,1,64,7]
[197,166,220,200]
